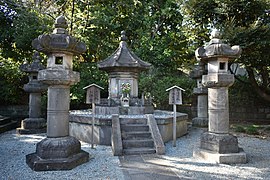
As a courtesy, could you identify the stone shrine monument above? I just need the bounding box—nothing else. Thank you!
[193,29,247,164]
[97,31,152,114]
[190,61,208,127]
[26,15,89,171]
[17,52,47,134]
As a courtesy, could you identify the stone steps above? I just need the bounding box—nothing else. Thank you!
[122,131,152,140]
[123,147,156,155]
[0,116,18,134]
[120,118,156,155]
[121,124,149,132]
[120,118,147,125]
[123,139,154,148]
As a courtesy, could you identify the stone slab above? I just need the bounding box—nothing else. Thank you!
[193,148,247,164]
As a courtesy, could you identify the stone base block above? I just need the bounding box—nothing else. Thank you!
[17,118,47,135]
[26,136,89,171]
[193,148,247,164]
[26,150,89,171]
[17,128,46,134]
[200,132,239,153]
[192,117,208,127]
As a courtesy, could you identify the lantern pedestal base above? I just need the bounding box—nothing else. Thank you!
[17,118,46,135]
[192,117,208,127]
[193,148,247,164]
[26,136,89,171]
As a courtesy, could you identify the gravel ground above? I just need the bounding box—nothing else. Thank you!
[0,130,125,180]
[1,127,270,180]
[162,127,270,180]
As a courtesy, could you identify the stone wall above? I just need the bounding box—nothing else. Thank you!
[183,102,270,123]
[0,105,29,118]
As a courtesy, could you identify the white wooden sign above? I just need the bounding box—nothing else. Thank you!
[166,86,185,105]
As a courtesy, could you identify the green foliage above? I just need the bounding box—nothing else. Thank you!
[0,0,52,60]
[0,56,26,104]
[245,125,259,135]
[233,124,260,135]
[234,125,246,133]
[139,70,196,109]
[70,62,108,109]
[182,0,270,102]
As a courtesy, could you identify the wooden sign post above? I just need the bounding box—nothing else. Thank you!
[83,84,104,149]
[166,86,185,147]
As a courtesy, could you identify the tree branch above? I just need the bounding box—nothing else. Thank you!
[246,67,270,102]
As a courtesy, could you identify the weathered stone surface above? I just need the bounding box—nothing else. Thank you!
[26,150,89,171]
[32,16,86,55]
[146,114,165,155]
[21,118,46,129]
[193,29,246,164]
[38,69,80,86]
[26,15,89,171]
[36,136,81,159]
[195,29,242,61]
[17,52,47,135]
[202,74,234,88]
[200,132,239,154]
[111,114,123,156]
[193,148,247,164]
[98,31,151,100]
[192,117,208,127]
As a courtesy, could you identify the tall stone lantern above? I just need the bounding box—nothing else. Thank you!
[190,61,208,127]
[17,52,47,134]
[98,31,151,105]
[194,30,247,164]
[26,15,89,171]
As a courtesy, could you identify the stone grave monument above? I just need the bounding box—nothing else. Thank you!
[193,29,247,164]
[26,15,89,171]
[190,61,208,127]
[97,31,153,114]
[17,52,47,134]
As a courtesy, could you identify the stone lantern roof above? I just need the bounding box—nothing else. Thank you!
[98,31,151,72]
[32,15,86,55]
[195,29,242,61]
[20,52,45,73]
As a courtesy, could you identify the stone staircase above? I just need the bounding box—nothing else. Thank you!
[120,117,156,155]
[0,115,18,134]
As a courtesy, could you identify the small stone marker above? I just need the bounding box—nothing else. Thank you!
[83,84,104,148]
[166,86,185,147]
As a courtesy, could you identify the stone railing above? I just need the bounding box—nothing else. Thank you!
[111,114,123,156]
[146,114,165,155]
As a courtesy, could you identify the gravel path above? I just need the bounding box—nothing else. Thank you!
[1,127,270,180]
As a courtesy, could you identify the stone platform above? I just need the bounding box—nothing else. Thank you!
[69,110,188,145]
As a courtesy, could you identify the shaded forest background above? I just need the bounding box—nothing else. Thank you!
[0,0,269,111]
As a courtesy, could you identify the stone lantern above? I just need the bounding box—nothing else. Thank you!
[17,52,47,134]
[98,31,151,106]
[26,15,89,171]
[190,61,208,127]
[193,29,247,164]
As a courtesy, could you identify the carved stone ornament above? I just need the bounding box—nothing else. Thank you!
[20,52,45,73]
[195,29,242,61]
[32,15,86,55]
